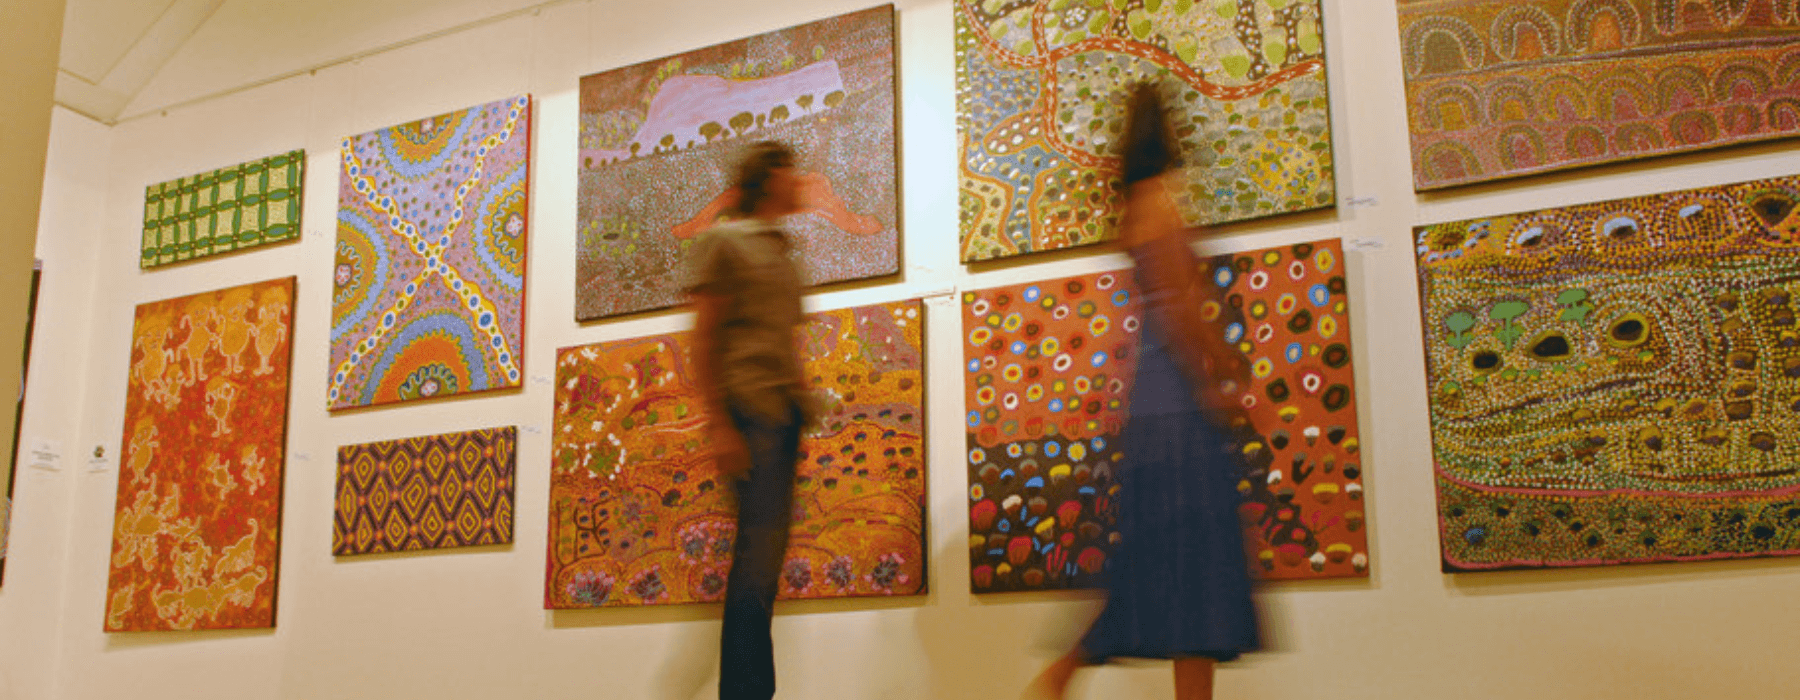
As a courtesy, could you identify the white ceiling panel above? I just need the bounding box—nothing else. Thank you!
[58,0,176,83]
[120,0,551,120]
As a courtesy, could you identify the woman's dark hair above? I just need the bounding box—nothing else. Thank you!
[733,140,797,216]
[1119,82,1181,185]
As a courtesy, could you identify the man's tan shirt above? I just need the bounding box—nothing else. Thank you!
[682,218,809,425]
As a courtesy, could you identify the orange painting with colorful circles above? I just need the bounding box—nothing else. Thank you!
[963,239,1367,592]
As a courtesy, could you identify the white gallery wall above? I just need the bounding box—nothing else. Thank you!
[5,1,1800,699]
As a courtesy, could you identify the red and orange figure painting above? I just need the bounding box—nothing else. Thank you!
[575,5,899,321]
[105,277,295,632]
[1400,1,1800,190]
[333,426,517,556]
[546,301,925,607]
[964,240,1366,592]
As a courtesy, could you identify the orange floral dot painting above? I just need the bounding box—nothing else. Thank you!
[106,277,295,632]
[333,426,517,556]
[546,300,926,607]
[964,240,1367,593]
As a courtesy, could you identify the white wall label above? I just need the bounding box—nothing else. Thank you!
[27,437,61,471]
[1346,196,1380,209]
[86,444,110,473]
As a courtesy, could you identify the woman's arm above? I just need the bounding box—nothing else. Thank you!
[1119,178,1252,422]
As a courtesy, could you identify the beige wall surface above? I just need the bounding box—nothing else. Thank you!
[0,1,65,699]
[7,1,1800,699]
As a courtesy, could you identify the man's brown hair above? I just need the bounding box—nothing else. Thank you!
[733,141,797,216]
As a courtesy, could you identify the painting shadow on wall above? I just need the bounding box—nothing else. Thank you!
[547,592,926,631]
[133,236,303,274]
[104,626,274,650]
[331,543,511,563]
[1413,137,1800,206]
[960,202,1340,278]
[322,383,523,418]
[1445,555,1800,598]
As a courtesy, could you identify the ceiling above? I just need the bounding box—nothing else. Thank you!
[56,0,556,124]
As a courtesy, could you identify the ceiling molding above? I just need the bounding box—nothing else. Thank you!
[53,0,225,124]
[110,0,583,125]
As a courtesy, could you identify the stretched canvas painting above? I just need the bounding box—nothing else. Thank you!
[955,0,1336,262]
[1418,175,1800,571]
[1400,1,1800,190]
[547,301,925,607]
[575,6,899,321]
[333,426,517,556]
[141,150,305,268]
[105,277,295,631]
[965,241,1366,592]
[331,96,531,410]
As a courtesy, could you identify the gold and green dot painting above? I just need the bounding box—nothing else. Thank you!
[1416,174,1800,572]
[141,150,305,268]
[955,0,1336,262]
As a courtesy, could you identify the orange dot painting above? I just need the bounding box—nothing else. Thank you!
[106,277,295,632]
[546,301,926,607]
[964,240,1367,593]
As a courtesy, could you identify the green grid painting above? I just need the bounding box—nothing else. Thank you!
[140,150,305,268]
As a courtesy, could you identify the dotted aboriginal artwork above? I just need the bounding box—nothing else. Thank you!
[546,301,926,607]
[141,150,305,268]
[955,0,1336,262]
[333,427,517,556]
[964,240,1366,592]
[1416,174,1800,571]
[331,96,531,410]
[575,6,898,321]
[1399,0,1800,190]
[106,277,295,632]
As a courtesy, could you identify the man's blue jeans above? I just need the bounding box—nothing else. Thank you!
[719,401,802,700]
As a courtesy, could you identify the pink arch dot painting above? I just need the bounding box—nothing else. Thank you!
[1400,0,1800,190]
[964,240,1367,593]
[575,6,899,321]
[331,96,532,410]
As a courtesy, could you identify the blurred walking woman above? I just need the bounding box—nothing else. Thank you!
[1026,84,1264,700]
